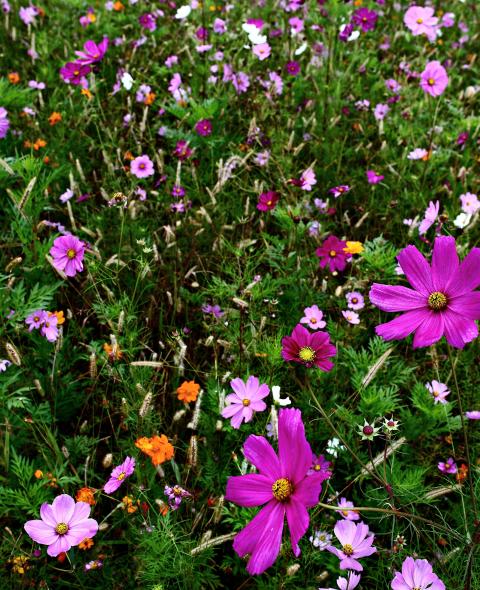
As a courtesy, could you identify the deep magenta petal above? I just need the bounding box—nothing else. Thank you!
[448,292,480,320]
[412,311,444,348]
[278,408,312,483]
[243,435,281,480]
[226,474,273,507]
[396,245,433,295]
[454,247,480,294]
[293,473,324,507]
[285,498,309,556]
[375,310,426,341]
[232,500,285,575]
[431,236,459,292]
[369,283,426,312]
[443,310,478,349]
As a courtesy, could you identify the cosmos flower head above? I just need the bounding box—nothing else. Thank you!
[404,6,439,38]
[225,408,326,574]
[135,435,174,466]
[75,37,109,64]
[337,497,360,521]
[346,292,365,310]
[425,380,450,404]
[104,457,136,494]
[164,484,191,510]
[310,529,332,550]
[438,457,457,474]
[257,190,279,211]
[177,380,200,403]
[0,107,10,139]
[60,62,91,85]
[221,376,269,429]
[316,236,350,273]
[391,556,445,590]
[50,235,86,277]
[300,305,326,330]
[131,155,154,178]
[281,324,336,371]
[195,118,212,136]
[366,170,384,184]
[329,185,351,198]
[418,200,440,235]
[370,236,480,349]
[420,61,448,97]
[327,520,376,571]
[342,310,360,325]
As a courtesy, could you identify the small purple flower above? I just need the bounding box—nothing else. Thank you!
[221,376,269,429]
[352,8,378,32]
[420,61,448,98]
[391,556,445,590]
[426,380,449,404]
[24,494,98,557]
[285,61,300,76]
[257,190,279,211]
[25,309,48,331]
[346,292,364,310]
[202,304,224,318]
[438,457,457,474]
[50,235,85,277]
[466,411,480,420]
[307,454,332,479]
[374,103,390,121]
[337,497,360,521]
[418,200,439,235]
[174,140,192,161]
[195,119,212,137]
[0,359,11,372]
[342,310,360,325]
[171,185,186,198]
[41,314,59,342]
[0,107,10,139]
[329,185,350,198]
[60,62,91,86]
[75,37,109,64]
[19,5,38,25]
[327,520,376,571]
[164,484,191,510]
[131,155,154,178]
[139,12,156,31]
[104,456,136,494]
[366,170,384,184]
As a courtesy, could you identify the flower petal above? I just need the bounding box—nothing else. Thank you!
[397,245,433,295]
[233,500,285,575]
[443,310,478,349]
[226,474,273,507]
[278,408,312,484]
[448,292,480,320]
[243,435,281,480]
[293,472,324,508]
[375,310,426,342]
[51,494,75,524]
[285,498,309,557]
[69,501,91,526]
[431,236,459,292]
[369,284,426,312]
[412,311,444,348]
[39,503,57,528]
[454,247,480,295]
[66,518,98,545]
[47,534,72,557]
[24,520,58,545]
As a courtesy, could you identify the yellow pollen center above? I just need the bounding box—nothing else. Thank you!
[173,486,182,496]
[117,472,126,481]
[55,522,69,535]
[242,398,250,406]
[342,543,354,556]
[272,478,293,501]
[139,163,145,169]
[74,70,79,76]
[299,346,315,362]
[266,200,272,206]
[342,510,350,517]
[416,17,423,24]
[67,248,76,259]
[329,250,337,257]
[428,291,447,311]
[428,78,435,86]
[311,318,317,324]
[352,298,358,304]
[433,391,439,397]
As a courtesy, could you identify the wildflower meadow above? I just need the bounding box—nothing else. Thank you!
[2,0,480,588]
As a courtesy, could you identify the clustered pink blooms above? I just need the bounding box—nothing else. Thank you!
[327,520,377,571]
[221,376,269,429]
[391,557,445,590]
[50,235,86,277]
[225,408,327,574]
[25,310,60,342]
[24,494,98,557]
[281,324,336,370]
[104,456,136,494]
[60,37,108,86]
[370,236,480,349]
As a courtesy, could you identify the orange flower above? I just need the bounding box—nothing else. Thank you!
[8,72,20,84]
[144,92,156,105]
[113,1,124,10]
[50,310,65,325]
[103,342,123,361]
[48,112,62,126]
[33,139,47,151]
[81,88,93,100]
[344,241,364,255]
[76,487,96,505]
[23,140,32,149]
[34,469,43,479]
[87,11,96,22]
[456,463,468,484]
[78,537,94,550]
[176,380,200,403]
[135,435,174,466]
[121,495,139,513]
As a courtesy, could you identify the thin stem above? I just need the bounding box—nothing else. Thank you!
[447,345,478,526]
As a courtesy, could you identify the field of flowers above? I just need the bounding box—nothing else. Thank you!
[1,0,480,588]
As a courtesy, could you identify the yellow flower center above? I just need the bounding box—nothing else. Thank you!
[416,17,423,24]
[314,464,321,470]
[139,163,145,169]
[428,291,447,311]
[310,318,317,324]
[428,77,435,86]
[342,510,350,517]
[266,200,272,206]
[272,478,293,501]
[55,522,69,535]
[242,398,250,406]
[329,250,337,257]
[342,543,354,556]
[67,248,76,259]
[117,472,126,481]
[299,346,315,362]
[433,391,439,397]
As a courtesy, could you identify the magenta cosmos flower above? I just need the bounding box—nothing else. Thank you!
[221,376,269,429]
[131,155,154,178]
[60,62,91,85]
[391,556,445,590]
[225,408,326,574]
[50,235,85,277]
[0,107,10,139]
[281,324,336,370]
[316,236,349,272]
[75,37,109,64]
[438,457,457,474]
[466,411,480,420]
[104,456,136,494]
[257,190,279,211]
[369,236,480,349]
[420,61,448,97]
[195,118,212,136]
[24,494,98,557]
[327,520,376,571]
[404,6,438,37]
[352,8,378,32]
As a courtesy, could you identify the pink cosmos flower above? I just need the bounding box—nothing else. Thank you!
[25,310,48,331]
[316,236,349,272]
[225,408,326,574]
[366,170,384,184]
[307,454,332,479]
[320,572,361,590]
[75,37,109,64]
[221,376,269,429]
[0,107,10,139]
[460,193,480,215]
[346,292,365,310]
[281,324,336,370]
[329,185,351,198]
[404,6,438,37]
[369,236,480,349]
[285,61,300,76]
[418,200,440,235]
[300,168,317,191]
[24,494,98,557]
[131,155,154,178]
[252,43,271,61]
[195,118,212,136]
[438,457,457,474]
[426,380,449,404]
[41,314,59,342]
[407,148,428,160]
[60,62,91,85]
[300,305,326,330]
[327,520,376,571]
[342,310,360,325]
[104,456,136,494]
[337,497,360,521]
[19,5,38,25]
[352,8,378,32]
[391,556,445,590]
[374,103,390,121]
[50,235,85,277]
[420,61,448,97]
[257,190,279,211]
[466,411,480,420]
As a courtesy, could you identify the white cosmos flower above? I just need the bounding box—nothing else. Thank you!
[295,42,308,55]
[241,23,267,45]
[121,72,134,90]
[175,5,192,19]
[271,385,291,407]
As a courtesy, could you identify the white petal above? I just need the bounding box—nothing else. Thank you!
[175,5,191,19]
